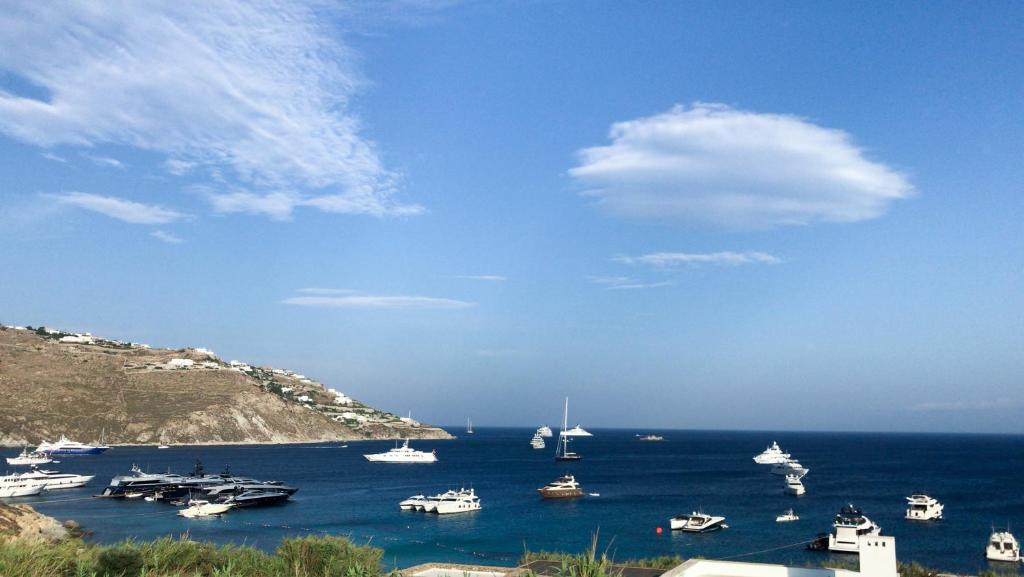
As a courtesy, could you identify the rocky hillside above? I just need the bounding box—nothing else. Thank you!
[0,325,450,445]
[0,503,68,542]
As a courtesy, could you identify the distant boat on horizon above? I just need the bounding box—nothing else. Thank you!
[466,418,474,434]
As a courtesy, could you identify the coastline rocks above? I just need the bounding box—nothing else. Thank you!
[0,503,68,542]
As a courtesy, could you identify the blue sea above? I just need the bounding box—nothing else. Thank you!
[6,429,1024,575]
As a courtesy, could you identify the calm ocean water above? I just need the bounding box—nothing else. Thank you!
[6,429,1024,575]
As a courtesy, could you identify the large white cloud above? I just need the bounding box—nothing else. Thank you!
[570,104,913,228]
[0,1,420,218]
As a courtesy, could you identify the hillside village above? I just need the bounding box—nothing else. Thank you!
[0,324,449,445]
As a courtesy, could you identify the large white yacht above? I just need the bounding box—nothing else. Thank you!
[0,474,45,497]
[771,458,809,476]
[363,440,437,463]
[828,504,881,553]
[537,425,553,438]
[753,441,791,464]
[530,432,546,449]
[670,511,727,532]
[433,488,481,515]
[35,435,109,455]
[905,494,943,521]
[18,467,94,490]
[987,530,1021,562]
[784,473,806,496]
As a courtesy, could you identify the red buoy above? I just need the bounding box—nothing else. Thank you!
[656,526,663,535]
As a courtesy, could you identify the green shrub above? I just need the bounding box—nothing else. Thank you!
[96,543,144,577]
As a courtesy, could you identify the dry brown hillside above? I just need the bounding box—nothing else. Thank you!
[0,326,450,445]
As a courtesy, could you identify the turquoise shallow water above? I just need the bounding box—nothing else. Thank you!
[5,429,1024,575]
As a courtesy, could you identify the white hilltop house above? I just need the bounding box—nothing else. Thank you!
[296,394,313,403]
[661,535,898,577]
[228,360,252,372]
[60,334,95,344]
[339,412,368,423]
[191,347,216,357]
[328,389,353,405]
[165,358,194,369]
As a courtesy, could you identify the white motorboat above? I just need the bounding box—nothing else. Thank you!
[784,473,806,496]
[530,432,546,449]
[987,530,1021,562]
[6,448,55,466]
[905,494,943,521]
[828,504,881,553]
[670,511,727,532]
[399,494,429,510]
[363,439,437,463]
[537,425,553,438]
[18,467,94,489]
[753,441,791,464]
[0,474,45,498]
[177,499,233,518]
[771,458,809,476]
[35,435,109,455]
[538,475,583,499]
[433,488,481,515]
[157,444,170,450]
[776,509,799,523]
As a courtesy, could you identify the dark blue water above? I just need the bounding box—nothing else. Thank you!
[5,429,1024,575]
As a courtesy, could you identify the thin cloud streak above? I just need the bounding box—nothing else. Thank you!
[295,288,359,295]
[48,192,185,224]
[283,295,476,310]
[150,230,183,244]
[589,275,673,290]
[615,251,782,267]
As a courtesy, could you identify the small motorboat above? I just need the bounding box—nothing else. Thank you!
[905,494,943,520]
[177,499,233,518]
[776,509,799,523]
[156,444,170,450]
[670,511,727,532]
[538,475,583,499]
[987,530,1021,562]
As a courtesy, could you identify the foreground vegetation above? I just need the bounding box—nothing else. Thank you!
[0,535,386,577]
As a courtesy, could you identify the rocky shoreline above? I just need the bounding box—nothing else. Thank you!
[0,502,70,542]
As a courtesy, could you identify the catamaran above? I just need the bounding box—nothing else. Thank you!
[554,397,587,461]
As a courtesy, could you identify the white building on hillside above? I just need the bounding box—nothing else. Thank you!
[166,358,194,369]
[661,536,898,577]
[60,334,94,344]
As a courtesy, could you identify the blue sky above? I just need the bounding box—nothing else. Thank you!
[1,1,1021,433]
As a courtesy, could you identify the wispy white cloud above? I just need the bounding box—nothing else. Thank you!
[0,1,420,219]
[49,192,184,224]
[456,275,507,282]
[570,103,913,228]
[83,153,124,169]
[295,288,359,296]
[589,275,673,290]
[910,399,1024,412]
[41,151,66,163]
[284,294,476,310]
[150,230,183,244]
[615,251,782,267]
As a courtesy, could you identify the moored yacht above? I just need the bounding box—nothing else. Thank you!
[784,473,806,496]
[399,494,430,510]
[670,511,727,532]
[771,458,809,476]
[828,504,881,553]
[6,448,55,466]
[637,434,664,441]
[0,474,45,498]
[36,435,109,456]
[421,490,458,512]
[538,475,583,499]
[753,441,790,464]
[530,432,546,449]
[177,499,233,518]
[221,489,291,508]
[18,466,94,489]
[987,530,1021,562]
[433,488,481,515]
[905,494,943,520]
[537,425,553,437]
[364,440,438,463]
[776,509,799,523]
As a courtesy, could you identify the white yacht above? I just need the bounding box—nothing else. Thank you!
[670,511,727,532]
[399,494,430,510]
[753,441,791,464]
[563,425,593,436]
[987,530,1021,563]
[433,488,481,515]
[784,473,806,496]
[537,425,553,438]
[177,499,233,518]
[530,432,546,449]
[35,435,109,455]
[776,509,799,523]
[905,494,943,521]
[828,504,881,553]
[0,474,45,498]
[6,448,55,466]
[771,458,809,476]
[363,440,438,463]
[420,490,458,512]
[18,467,94,489]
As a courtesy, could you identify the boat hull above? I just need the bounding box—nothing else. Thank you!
[47,447,108,456]
[538,487,583,499]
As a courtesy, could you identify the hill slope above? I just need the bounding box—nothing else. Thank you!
[0,325,450,445]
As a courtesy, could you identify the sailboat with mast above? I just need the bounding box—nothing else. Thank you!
[554,397,590,461]
[466,418,474,434]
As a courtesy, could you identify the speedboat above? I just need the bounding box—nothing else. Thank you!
[177,499,233,518]
[538,475,583,499]
[637,434,665,441]
[6,448,55,466]
[753,441,791,464]
[221,490,290,508]
[670,511,727,532]
[905,494,943,520]
[537,425,553,438]
[784,473,806,496]
[987,530,1021,562]
[399,494,430,510]
[771,458,809,476]
[0,474,45,498]
[433,488,481,515]
[363,440,437,463]
[776,509,799,523]
[36,435,109,455]
[828,504,881,553]
[17,467,93,489]
[530,432,546,449]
